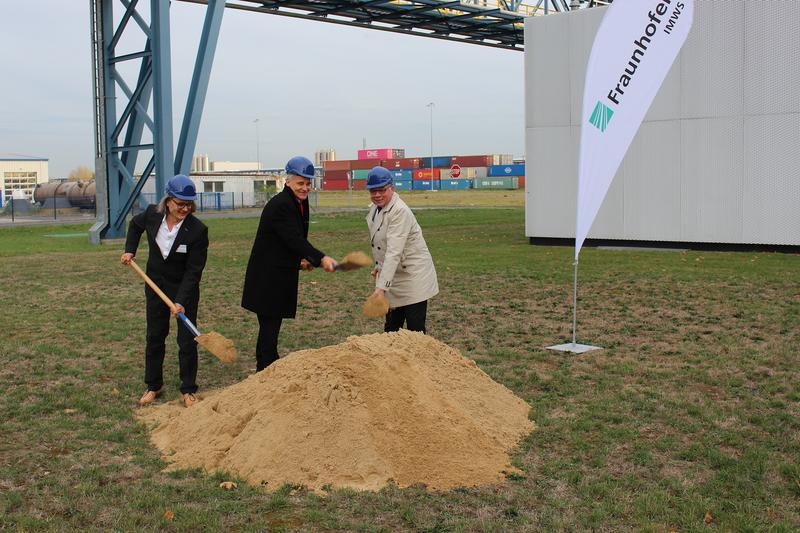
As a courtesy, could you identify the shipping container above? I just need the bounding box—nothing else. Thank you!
[352,169,370,180]
[488,164,525,177]
[352,180,367,190]
[322,179,349,191]
[490,154,514,165]
[517,175,525,188]
[439,166,486,179]
[357,148,404,160]
[420,156,452,168]
[393,179,412,191]
[450,155,493,167]
[412,180,440,190]
[413,169,434,180]
[323,169,350,180]
[349,158,383,170]
[383,157,419,169]
[389,170,413,181]
[439,179,472,190]
[322,160,350,171]
[473,177,519,190]
[398,158,420,169]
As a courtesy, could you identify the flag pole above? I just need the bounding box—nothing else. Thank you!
[546,252,601,354]
[572,259,578,345]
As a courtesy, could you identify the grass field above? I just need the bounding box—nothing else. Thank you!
[1,207,798,531]
[310,189,525,209]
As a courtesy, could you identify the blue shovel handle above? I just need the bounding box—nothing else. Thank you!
[177,312,201,337]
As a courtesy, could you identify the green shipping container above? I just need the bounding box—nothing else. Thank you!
[473,177,519,190]
[352,169,370,180]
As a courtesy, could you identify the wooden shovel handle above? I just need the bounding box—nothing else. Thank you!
[129,260,177,313]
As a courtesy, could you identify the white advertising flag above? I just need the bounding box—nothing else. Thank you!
[575,0,693,259]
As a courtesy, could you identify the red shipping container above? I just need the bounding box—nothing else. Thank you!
[450,155,492,167]
[351,180,367,190]
[322,160,350,171]
[349,158,383,170]
[517,175,525,188]
[383,159,402,169]
[322,179,349,191]
[324,170,349,180]
[413,169,434,180]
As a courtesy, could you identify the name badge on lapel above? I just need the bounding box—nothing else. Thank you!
[176,244,187,254]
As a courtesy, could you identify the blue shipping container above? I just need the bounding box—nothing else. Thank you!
[487,164,525,177]
[390,170,413,181]
[412,180,440,190]
[420,156,453,168]
[393,179,412,191]
[439,179,472,190]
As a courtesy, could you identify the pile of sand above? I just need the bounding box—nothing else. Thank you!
[137,330,535,492]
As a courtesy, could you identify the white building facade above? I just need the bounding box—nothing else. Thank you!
[525,1,800,246]
[0,156,49,205]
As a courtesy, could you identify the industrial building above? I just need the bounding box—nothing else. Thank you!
[525,1,800,247]
[0,155,49,205]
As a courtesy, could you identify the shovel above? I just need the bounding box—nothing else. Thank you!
[334,251,373,272]
[128,260,237,364]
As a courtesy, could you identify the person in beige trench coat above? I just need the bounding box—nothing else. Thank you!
[365,166,439,332]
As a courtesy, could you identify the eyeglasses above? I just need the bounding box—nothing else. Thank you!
[172,200,193,210]
[369,186,389,194]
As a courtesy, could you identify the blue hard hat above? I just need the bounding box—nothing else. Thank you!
[285,156,315,179]
[366,166,393,190]
[165,174,197,200]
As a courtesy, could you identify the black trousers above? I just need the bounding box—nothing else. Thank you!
[256,314,283,371]
[144,288,199,394]
[384,300,428,333]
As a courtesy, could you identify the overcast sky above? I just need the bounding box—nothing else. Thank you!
[0,1,524,177]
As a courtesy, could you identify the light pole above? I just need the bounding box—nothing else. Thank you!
[253,118,261,170]
[426,102,434,191]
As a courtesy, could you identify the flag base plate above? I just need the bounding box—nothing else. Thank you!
[546,342,603,354]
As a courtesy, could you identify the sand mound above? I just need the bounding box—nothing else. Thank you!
[137,330,535,492]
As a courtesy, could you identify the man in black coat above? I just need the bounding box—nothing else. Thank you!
[121,175,209,408]
[242,156,336,371]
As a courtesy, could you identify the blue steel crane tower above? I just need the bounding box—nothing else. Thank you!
[89,0,607,243]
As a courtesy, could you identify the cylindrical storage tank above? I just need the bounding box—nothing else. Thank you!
[33,181,73,205]
[67,180,97,208]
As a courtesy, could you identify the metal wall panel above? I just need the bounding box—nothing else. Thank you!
[681,0,744,119]
[621,121,681,240]
[524,12,571,129]
[568,8,604,126]
[680,117,745,243]
[525,125,576,238]
[744,1,800,116]
[743,114,800,245]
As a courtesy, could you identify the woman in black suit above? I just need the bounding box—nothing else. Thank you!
[242,156,336,371]
[121,175,209,408]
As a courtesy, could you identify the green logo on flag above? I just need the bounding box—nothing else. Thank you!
[589,101,614,132]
